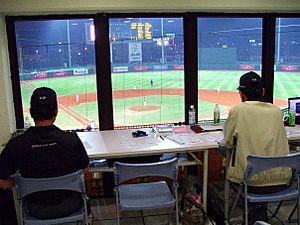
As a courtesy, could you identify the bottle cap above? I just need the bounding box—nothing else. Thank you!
[190,105,194,109]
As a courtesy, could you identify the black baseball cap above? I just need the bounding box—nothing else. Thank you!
[237,71,262,90]
[30,87,57,110]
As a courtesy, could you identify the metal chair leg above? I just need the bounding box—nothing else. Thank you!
[115,190,120,225]
[271,201,283,218]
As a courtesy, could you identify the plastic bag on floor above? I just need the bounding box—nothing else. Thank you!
[181,192,213,225]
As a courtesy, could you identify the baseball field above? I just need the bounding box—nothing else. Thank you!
[20,70,300,129]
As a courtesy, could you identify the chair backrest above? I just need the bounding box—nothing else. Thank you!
[15,170,85,199]
[244,153,300,181]
[254,221,271,225]
[114,158,178,186]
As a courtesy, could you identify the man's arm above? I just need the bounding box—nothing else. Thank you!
[0,178,15,189]
[223,108,238,149]
[0,141,19,183]
[74,133,90,169]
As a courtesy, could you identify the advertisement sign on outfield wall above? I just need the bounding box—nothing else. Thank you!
[282,65,298,71]
[173,64,184,70]
[73,68,88,75]
[113,66,129,73]
[53,71,68,77]
[133,65,148,71]
[153,64,168,70]
[31,72,48,79]
[240,64,255,70]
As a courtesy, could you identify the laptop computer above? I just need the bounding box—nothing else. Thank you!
[288,97,300,125]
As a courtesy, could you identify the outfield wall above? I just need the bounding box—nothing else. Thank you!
[19,63,300,81]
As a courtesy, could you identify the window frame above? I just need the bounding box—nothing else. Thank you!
[6,12,299,130]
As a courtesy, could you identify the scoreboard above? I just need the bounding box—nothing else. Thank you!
[130,22,152,40]
[110,21,153,41]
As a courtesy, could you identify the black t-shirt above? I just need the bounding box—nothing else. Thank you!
[0,125,89,205]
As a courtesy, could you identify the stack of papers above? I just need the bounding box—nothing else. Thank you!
[120,135,160,149]
[200,131,225,144]
[200,124,224,131]
[286,126,300,139]
[173,126,192,134]
[156,125,173,133]
[166,133,203,145]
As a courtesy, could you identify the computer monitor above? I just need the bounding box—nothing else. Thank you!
[288,97,300,124]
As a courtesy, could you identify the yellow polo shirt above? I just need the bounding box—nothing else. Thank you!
[224,101,291,186]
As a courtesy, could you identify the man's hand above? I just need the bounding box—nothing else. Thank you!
[0,178,15,189]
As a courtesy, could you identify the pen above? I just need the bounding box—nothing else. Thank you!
[160,135,164,140]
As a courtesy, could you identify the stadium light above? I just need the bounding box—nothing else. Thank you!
[67,20,72,67]
[90,25,95,41]
[161,18,165,64]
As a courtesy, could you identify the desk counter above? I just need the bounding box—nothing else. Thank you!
[77,128,219,211]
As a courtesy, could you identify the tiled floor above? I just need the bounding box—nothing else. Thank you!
[90,197,176,225]
[86,182,299,225]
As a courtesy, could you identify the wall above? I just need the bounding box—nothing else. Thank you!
[0,0,300,15]
[0,14,15,150]
[0,0,299,148]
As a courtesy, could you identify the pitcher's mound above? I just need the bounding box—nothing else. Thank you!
[129,105,161,112]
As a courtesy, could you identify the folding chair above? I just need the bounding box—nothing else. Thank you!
[254,221,271,225]
[15,170,89,225]
[228,153,300,225]
[114,157,179,225]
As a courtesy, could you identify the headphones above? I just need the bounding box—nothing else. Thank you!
[132,130,148,138]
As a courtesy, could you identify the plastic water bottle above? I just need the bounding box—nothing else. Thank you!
[90,120,95,130]
[87,120,96,131]
[189,105,196,126]
[24,116,31,130]
[213,104,220,124]
[289,105,296,126]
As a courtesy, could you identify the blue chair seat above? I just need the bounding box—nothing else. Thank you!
[23,208,86,225]
[119,181,176,210]
[114,158,179,225]
[247,186,298,203]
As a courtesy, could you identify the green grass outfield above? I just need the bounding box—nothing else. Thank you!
[21,70,300,128]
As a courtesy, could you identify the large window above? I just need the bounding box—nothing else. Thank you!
[197,18,262,120]
[274,18,300,109]
[15,19,98,130]
[9,14,298,130]
[109,18,184,127]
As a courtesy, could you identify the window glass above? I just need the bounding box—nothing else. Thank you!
[109,18,184,127]
[274,18,300,109]
[15,19,98,130]
[198,18,262,121]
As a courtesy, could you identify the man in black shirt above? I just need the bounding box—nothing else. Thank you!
[0,87,89,221]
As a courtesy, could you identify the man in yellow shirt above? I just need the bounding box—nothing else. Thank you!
[223,71,290,223]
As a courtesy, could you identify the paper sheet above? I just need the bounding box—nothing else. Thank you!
[120,135,161,149]
[286,126,300,139]
[200,124,224,131]
[200,131,224,142]
[165,133,203,145]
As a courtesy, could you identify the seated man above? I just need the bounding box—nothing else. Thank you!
[0,87,90,219]
[223,71,291,223]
